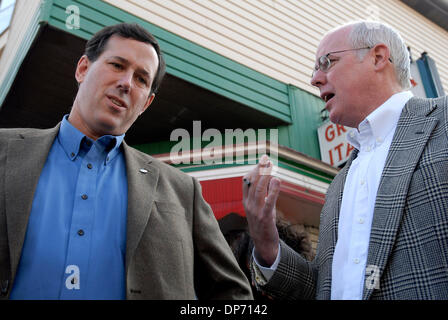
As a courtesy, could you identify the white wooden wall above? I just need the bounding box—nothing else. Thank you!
[0,0,41,89]
[105,0,448,96]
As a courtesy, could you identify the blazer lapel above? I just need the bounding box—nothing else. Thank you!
[5,125,60,280]
[123,143,159,274]
[363,97,438,299]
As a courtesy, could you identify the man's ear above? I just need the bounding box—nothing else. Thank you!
[373,44,391,71]
[140,93,156,116]
[75,55,90,83]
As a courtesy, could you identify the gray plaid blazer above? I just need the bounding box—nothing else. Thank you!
[252,96,448,300]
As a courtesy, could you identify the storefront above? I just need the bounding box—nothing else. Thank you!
[1,0,447,253]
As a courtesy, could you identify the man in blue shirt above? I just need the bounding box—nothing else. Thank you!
[0,23,252,300]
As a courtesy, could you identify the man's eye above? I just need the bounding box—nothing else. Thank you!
[137,76,148,85]
[111,62,123,69]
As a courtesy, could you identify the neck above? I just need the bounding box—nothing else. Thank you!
[355,85,404,128]
[67,100,102,141]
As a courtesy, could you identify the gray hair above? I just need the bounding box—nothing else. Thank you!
[346,21,411,90]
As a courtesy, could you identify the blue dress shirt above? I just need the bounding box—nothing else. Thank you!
[10,115,128,299]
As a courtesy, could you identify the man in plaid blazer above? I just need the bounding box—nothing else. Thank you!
[243,21,448,299]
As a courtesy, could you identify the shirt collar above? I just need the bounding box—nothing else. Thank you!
[58,115,125,163]
[96,133,125,165]
[347,91,413,150]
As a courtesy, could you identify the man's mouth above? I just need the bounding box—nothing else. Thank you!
[321,93,335,103]
[107,95,127,109]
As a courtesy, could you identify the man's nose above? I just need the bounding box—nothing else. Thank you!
[117,71,132,93]
[310,68,326,88]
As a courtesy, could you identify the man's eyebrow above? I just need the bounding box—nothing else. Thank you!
[109,56,129,64]
[109,56,151,78]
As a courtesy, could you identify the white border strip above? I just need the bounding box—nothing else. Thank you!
[187,165,329,194]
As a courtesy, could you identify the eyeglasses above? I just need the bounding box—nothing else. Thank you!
[312,47,371,78]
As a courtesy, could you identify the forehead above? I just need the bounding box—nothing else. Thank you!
[316,26,352,58]
[101,35,159,76]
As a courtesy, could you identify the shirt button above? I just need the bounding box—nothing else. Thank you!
[353,258,360,264]
[87,163,93,169]
[376,137,383,143]
[77,229,85,236]
[81,194,88,200]
[358,218,365,224]
[360,179,365,185]
[366,146,371,152]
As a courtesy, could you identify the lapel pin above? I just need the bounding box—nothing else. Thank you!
[139,168,148,174]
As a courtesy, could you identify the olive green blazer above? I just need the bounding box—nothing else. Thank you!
[0,124,252,300]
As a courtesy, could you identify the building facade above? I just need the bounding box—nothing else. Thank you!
[1,0,446,251]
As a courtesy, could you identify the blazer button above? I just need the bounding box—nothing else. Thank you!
[77,229,85,236]
[81,194,88,200]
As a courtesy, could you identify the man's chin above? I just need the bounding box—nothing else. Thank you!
[94,118,124,137]
[329,112,340,125]
[329,114,357,128]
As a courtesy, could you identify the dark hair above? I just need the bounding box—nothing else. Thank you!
[84,22,166,95]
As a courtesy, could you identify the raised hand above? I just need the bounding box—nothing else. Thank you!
[242,155,281,267]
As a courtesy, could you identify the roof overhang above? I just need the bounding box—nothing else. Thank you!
[401,0,448,31]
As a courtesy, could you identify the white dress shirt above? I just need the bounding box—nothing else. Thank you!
[255,91,413,300]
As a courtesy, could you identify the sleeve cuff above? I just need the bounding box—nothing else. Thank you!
[252,244,281,282]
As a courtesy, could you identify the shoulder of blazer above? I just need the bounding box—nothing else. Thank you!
[0,126,60,141]
[404,96,448,136]
[403,96,446,117]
